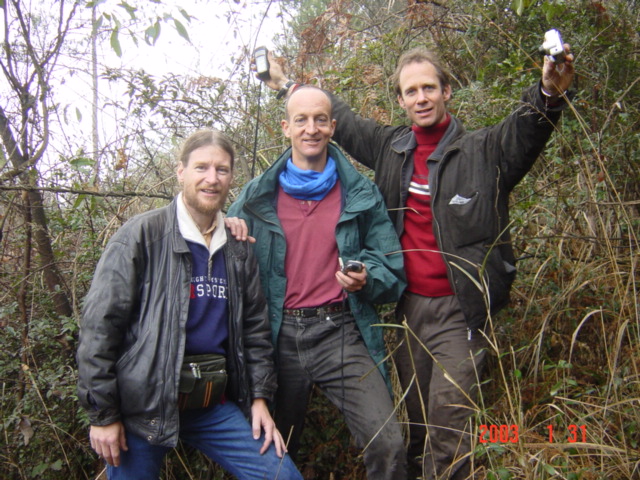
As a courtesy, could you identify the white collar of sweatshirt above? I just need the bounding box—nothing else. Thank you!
[176,193,227,257]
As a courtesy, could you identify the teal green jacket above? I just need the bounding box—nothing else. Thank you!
[228,143,406,374]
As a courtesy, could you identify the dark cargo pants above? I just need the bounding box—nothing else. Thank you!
[275,310,407,480]
[395,293,488,480]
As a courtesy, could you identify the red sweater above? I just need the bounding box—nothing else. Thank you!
[400,117,454,297]
[277,183,345,308]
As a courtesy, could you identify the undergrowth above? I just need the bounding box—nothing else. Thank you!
[1,1,638,479]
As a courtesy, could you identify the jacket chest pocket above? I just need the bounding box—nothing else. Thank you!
[445,191,494,248]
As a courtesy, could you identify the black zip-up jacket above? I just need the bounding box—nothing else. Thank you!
[330,83,572,330]
[77,198,276,447]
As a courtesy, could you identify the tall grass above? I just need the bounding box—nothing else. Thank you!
[467,99,638,479]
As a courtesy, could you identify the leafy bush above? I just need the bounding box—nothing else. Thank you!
[1,0,638,479]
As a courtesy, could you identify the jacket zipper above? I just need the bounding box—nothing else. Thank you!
[428,150,459,297]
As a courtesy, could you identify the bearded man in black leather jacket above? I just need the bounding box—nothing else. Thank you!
[77,130,302,480]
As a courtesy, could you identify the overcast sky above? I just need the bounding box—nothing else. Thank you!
[47,0,290,166]
[111,0,286,79]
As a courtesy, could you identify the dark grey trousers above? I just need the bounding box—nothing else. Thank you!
[275,311,407,480]
[395,293,488,480]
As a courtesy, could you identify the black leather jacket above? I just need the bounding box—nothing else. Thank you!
[77,198,275,447]
[330,84,572,329]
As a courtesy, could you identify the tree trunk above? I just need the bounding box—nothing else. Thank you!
[26,187,73,318]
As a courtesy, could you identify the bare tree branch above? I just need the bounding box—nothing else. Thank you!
[0,184,173,200]
[0,103,23,165]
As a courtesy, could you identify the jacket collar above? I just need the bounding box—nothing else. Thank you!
[166,198,190,254]
[243,143,377,218]
[390,128,417,154]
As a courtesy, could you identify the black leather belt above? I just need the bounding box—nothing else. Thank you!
[283,302,349,318]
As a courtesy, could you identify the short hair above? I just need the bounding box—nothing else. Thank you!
[284,84,333,120]
[178,130,235,169]
[391,47,452,97]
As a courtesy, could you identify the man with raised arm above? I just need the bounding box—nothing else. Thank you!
[258,41,575,479]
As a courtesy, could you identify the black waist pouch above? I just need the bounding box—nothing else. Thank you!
[178,354,227,410]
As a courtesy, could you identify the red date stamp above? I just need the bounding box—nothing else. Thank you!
[478,424,588,443]
[478,424,519,443]
[547,424,587,443]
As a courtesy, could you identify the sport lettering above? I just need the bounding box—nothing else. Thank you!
[192,276,228,299]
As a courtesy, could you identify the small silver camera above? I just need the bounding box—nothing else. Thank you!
[539,29,566,64]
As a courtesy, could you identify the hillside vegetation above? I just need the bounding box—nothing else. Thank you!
[0,0,638,478]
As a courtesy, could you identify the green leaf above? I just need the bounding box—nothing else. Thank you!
[512,0,524,15]
[118,1,137,20]
[73,194,87,209]
[31,464,48,476]
[110,28,122,57]
[497,467,512,480]
[92,15,104,33]
[558,360,573,369]
[75,107,82,122]
[145,21,161,45]
[541,1,568,21]
[550,381,564,396]
[173,19,190,43]
[85,0,108,8]
[178,7,192,23]
[70,157,95,169]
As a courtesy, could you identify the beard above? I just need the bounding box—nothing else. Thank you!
[182,186,227,218]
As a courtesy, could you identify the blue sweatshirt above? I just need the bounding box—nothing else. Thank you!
[184,240,229,355]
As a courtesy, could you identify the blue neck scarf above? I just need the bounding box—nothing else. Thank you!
[279,156,338,201]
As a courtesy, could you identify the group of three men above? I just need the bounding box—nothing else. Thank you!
[77,40,574,479]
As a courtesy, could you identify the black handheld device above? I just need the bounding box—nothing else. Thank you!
[254,46,270,80]
[342,260,365,274]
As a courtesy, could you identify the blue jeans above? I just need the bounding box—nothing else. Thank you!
[107,400,302,480]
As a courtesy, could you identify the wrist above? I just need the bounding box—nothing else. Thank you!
[278,79,292,90]
[252,397,268,408]
[541,85,566,106]
[276,80,296,100]
[541,85,566,99]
